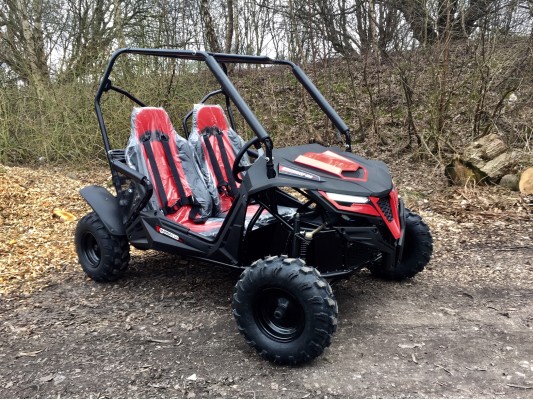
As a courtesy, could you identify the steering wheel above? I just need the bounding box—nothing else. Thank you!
[233,136,261,183]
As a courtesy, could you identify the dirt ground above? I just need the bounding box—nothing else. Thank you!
[0,159,532,398]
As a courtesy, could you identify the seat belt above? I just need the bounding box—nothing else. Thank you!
[201,127,238,197]
[158,132,196,212]
[214,131,239,197]
[142,130,196,215]
[202,129,230,194]
[141,132,171,212]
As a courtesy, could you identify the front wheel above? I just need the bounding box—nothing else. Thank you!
[75,212,130,282]
[232,256,338,364]
[369,209,433,281]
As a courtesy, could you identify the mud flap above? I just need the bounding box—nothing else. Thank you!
[80,185,126,236]
[379,198,406,271]
[395,199,407,264]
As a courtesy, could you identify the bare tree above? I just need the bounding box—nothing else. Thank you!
[390,0,499,45]
[225,0,234,53]
[0,0,49,95]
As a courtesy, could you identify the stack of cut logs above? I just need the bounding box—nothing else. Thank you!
[445,133,533,194]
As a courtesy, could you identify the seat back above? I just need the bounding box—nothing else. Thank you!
[189,104,248,212]
[125,107,213,223]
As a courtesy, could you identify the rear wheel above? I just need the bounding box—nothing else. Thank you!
[232,256,337,364]
[369,209,432,281]
[75,212,130,282]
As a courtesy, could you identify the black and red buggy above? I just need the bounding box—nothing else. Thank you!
[75,48,433,364]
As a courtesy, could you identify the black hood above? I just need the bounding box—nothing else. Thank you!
[245,144,394,198]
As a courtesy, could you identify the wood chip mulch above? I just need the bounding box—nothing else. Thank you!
[0,164,109,295]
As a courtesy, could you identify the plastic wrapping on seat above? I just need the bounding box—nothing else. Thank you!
[188,104,249,212]
[125,107,213,223]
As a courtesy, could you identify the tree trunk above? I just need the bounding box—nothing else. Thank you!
[224,0,234,53]
[394,0,438,45]
[200,0,222,52]
[4,0,50,95]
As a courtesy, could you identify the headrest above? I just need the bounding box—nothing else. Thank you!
[132,107,174,138]
[193,104,229,133]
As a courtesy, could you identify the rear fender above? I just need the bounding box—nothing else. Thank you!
[80,185,126,236]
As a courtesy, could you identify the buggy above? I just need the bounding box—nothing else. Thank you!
[75,48,433,364]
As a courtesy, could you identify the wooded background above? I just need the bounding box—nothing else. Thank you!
[1,0,532,168]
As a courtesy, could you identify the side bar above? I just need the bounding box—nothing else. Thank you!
[279,61,352,151]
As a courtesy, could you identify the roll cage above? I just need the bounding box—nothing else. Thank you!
[95,48,352,183]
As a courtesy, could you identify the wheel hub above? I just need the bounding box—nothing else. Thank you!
[254,288,304,342]
[273,297,290,320]
[82,232,101,267]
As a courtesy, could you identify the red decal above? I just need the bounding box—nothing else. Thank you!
[295,151,367,181]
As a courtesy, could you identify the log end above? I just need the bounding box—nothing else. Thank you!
[519,167,533,195]
[445,158,491,186]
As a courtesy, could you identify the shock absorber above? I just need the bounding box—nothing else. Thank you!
[291,213,301,258]
[299,237,309,260]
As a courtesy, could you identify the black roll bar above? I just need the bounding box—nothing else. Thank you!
[281,61,351,150]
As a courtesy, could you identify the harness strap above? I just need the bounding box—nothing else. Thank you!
[141,132,170,211]
[214,132,239,197]
[159,132,196,212]
[142,130,196,215]
[202,129,229,194]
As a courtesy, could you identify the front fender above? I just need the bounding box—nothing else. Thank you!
[80,185,125,236]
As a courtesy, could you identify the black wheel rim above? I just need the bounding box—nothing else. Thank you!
[81,232,101,268]
[254,288,305,342]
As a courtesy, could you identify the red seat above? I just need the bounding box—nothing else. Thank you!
[189,104,248,212]
[125,107,292,240]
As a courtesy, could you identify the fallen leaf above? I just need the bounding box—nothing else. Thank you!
[147,337,174,344]
[52,208,76,222]
[39,375,54,383]
[507,384,533,390]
